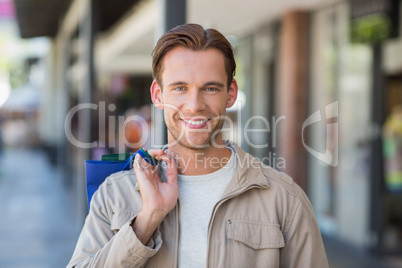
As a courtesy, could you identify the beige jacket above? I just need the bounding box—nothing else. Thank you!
[68,141,329,268]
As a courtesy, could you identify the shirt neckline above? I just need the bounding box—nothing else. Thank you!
[161,146,236,183]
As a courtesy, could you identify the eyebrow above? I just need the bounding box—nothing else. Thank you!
[167,81,225,88]
[204,81,225,88]
[167,81,188,87]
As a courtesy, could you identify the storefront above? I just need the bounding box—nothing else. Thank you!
[234,0,402,255]
[309,0,402,255]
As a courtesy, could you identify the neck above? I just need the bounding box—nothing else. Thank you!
[166,139,231,176]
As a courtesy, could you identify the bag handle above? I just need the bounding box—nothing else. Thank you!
[121,148,159,170]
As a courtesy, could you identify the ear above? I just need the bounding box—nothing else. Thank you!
[226,78,238,108]
[151,80,164,110]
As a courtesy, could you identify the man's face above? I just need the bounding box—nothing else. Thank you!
[151,47,238,150]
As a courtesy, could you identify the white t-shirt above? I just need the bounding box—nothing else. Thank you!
[161,147,237,268]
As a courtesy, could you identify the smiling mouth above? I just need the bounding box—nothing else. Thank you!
[181,119,209,125]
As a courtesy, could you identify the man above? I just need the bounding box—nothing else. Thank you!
[68,24,329,267]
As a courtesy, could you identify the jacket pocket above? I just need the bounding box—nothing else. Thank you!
[226,220,284,268]
[110,208,137,233]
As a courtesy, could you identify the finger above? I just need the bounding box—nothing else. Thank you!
[141,159,154,172]
[164,155,178,185]
[133,153,144,172]
[133,154,145,189]
[146,149,166,160]
[137,152,157,173]
[133,154,156,187]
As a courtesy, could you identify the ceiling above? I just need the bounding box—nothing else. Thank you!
[14,0,340,74]
[96,0,338,74]
[14,0,72,38]
[188,0,338,36]
[13,0,140,38]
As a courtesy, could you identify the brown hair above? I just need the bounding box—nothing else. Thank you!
[152,23,236,88]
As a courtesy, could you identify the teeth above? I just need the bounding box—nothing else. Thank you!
[183,119,208,125]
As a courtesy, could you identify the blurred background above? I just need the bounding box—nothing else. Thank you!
[0,0,402,267]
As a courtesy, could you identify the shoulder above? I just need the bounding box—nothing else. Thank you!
[92,169,143,213]
[228,144,316,234]
[99,169,140,195]
[256,163,317,232]
[104,169,139,186]
[230,141,311,215]
[258,162,314,217]
[259,162,305,199]
[228,140,304,199]
[257,162,318,230]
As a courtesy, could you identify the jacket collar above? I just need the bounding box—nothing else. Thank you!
[134,140,272,193]
[221,140,270,197]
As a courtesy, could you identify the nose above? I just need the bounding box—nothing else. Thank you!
[184,88,206,113]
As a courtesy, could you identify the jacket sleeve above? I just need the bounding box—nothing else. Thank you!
[67,184,162,268]
[280,190,329,268]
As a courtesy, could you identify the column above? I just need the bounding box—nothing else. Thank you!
[153,0,186,147]
[278,10,309,191]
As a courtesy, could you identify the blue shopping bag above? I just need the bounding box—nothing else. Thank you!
[84,149,157,210]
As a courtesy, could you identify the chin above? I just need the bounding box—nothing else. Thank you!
[177,136,213,150]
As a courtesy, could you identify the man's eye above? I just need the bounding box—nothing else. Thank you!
[175,86,185,91]
[205,87,217,92]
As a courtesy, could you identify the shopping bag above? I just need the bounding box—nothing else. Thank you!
[84,148,158,210]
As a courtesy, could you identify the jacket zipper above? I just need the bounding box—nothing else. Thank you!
[205,184,265,268]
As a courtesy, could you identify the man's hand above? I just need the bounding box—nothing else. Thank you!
[132,149,178,246]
